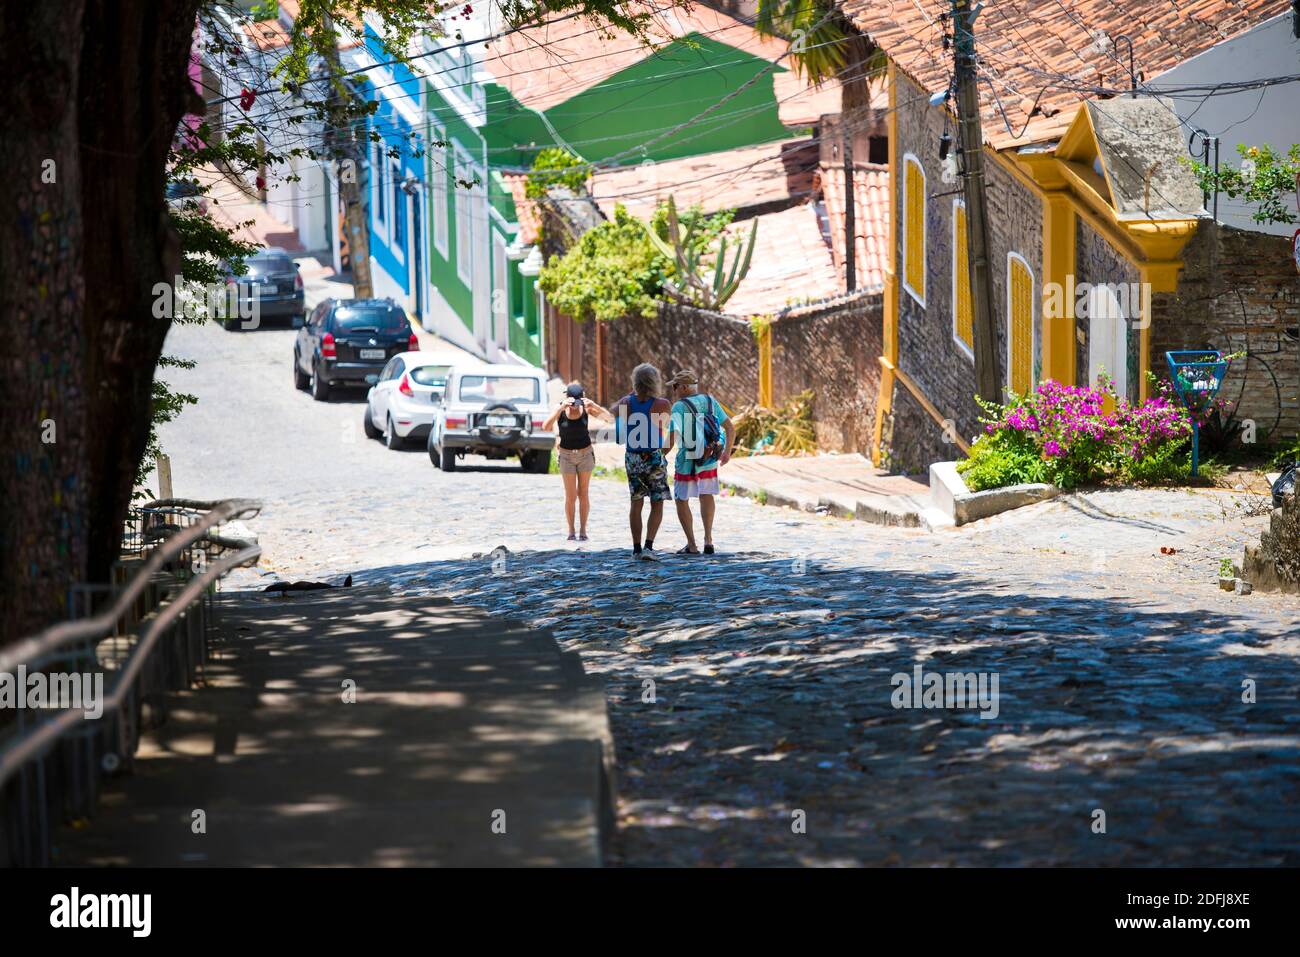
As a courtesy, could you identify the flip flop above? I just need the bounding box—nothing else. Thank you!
[703,544,715,555]
[677,546,700,555]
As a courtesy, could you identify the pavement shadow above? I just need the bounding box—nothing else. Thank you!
[350,546,1300,867]
[52,586,609,867]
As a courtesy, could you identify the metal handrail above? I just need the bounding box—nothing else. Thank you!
[0,498,260,675]
[0,544,259,787]
[0,497,262,865]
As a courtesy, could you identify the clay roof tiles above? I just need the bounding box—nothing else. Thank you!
[839,0,1290,149]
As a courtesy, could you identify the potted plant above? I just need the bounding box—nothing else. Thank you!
[1219,557,1237,591]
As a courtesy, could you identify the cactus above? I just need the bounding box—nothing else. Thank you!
[642,195,757,311]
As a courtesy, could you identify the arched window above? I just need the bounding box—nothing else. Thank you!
[902,154,926,306]
[952,199,972,357]
[1007,252,1035,394]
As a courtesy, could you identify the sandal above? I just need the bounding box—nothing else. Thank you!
[703,544,715,555]
[677,545,700,555]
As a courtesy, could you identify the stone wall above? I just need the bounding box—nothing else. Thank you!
[1243,489,1300,593]
[546,291,884,455]
[770,293,883,452]
[1151,221,1300,442]
[884,72,1045,472]
[602,302,760,410]
[538,183,886,454]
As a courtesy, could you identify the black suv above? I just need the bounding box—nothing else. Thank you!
[221,247,304,329]
[294,298,417,400]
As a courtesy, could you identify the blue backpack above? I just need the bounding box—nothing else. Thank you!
[683,395,723,469]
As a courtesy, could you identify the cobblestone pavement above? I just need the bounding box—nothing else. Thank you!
[162,319,1300,867]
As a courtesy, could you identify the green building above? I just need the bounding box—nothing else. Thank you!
[416,6,826,366]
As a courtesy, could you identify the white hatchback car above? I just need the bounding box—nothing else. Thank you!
[429,363,555,472]
[363,351,451,450]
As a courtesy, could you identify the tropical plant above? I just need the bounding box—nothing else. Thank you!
[754,0,885,112]
[957,377,1195,491]
[538,204,669,322]
[538,200,731,321]
[641,195,757,311]
[732,389,817,456]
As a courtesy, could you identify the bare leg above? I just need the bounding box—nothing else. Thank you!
[647,499,664,544]
[675,498,698,551]
[629,497,644,547]
[700,494,716,546]
[562,472,577,534]
[577,469,592,535]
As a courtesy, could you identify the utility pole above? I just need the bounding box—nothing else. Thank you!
[843,122,856,292]
[952,0,999,403]
[322,12,373,297]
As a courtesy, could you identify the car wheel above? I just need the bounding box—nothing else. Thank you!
[362,404,381,439]
[441,446,457,471]
[310,363,330,401]
[293,352,310,391]
[384,416,404,450]
[222,317,239,332]
[524,450,552,474]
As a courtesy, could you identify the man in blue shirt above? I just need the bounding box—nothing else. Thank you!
[663,369,735,555]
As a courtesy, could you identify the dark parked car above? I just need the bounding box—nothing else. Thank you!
[293,298,418,401]
[221,247,304,329]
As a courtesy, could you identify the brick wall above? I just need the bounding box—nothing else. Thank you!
[546,292,884,454]
[770,293,883,452]
[602,302,760,410]
[884,72,1044,472]
[1151,221,1300,442]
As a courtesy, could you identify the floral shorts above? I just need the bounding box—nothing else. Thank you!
[625,450,670,501]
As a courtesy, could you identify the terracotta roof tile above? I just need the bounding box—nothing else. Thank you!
[501,172,542,245]
[818,162,890,291]
[722,203,842,316]
[589,138,819,219]
[840,0,1289,149]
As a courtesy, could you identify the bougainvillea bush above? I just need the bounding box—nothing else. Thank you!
[957,377,1195,491]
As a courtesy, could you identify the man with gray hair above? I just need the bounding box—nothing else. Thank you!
[609,363,672,559]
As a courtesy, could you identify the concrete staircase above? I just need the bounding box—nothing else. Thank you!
[54,587,615,867]
[720,453,936,528]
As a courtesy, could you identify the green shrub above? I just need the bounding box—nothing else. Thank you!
[956,427,1047,491]
[525,147,588,200]
[956,377,1194,492]
[537,201,732,323]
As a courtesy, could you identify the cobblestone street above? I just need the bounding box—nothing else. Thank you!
[162,320,1300,867]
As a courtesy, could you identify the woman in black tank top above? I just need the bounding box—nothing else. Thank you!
[543,382,611,541]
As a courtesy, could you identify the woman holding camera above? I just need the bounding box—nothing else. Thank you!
[543,382,610,541]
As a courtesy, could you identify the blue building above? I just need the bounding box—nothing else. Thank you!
[348,17,431,328]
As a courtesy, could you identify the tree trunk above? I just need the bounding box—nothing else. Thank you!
[838,25,880,115]
[0,1,201,645]
[0,2,89,645]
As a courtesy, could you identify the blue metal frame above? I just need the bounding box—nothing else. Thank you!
[1165,350,1230,477]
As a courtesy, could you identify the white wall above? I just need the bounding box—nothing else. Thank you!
[1151,14,1300,235]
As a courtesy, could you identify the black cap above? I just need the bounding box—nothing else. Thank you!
[566,383,584,399]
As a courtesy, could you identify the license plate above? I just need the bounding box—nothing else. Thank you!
[486,415,517,427]
[359,348,385,359]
